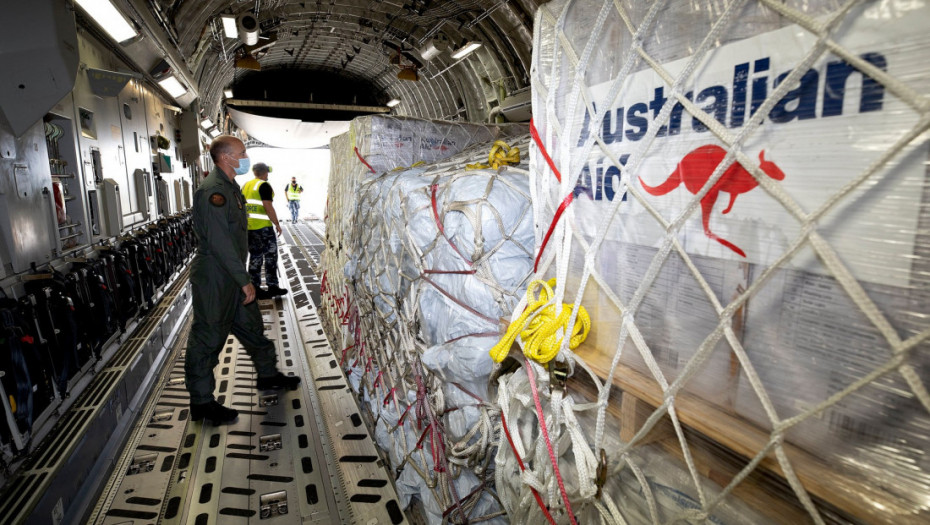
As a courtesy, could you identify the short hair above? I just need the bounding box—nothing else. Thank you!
[209,135,238,163]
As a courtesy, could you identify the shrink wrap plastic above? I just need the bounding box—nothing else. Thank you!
[321,116,524,343]
[498,0,930,523]
[322,119,532,523]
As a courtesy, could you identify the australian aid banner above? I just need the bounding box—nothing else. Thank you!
[552,2,930,290]
[532,1,930,466]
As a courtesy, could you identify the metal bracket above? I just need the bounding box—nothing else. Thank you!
[548,359,569,393]
[595,448,608,499]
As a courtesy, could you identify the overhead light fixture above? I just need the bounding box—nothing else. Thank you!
[224,89,234,98]
[157,75,187,98]
[451,41,482,60]
[237,13,259,46]
[200,118,213,128]
[220,14,237,38]
[209,128,221,138]
[75,0,138,43]
[386,99,401,108]
[418,36,448,61]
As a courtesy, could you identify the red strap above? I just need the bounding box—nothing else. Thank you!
[501,412,558,525]
[431,184,473,266]
[444,331,499,344]
[530,119,562,183]
[530,119,574,273]
[383,387,397,406]
[354,146,376,173]
[338,344,354,366]
[525,360,578,525]
[420,274,497,324]
[534,193,574,272]
[397,403,412,426]
[423,269,476,275]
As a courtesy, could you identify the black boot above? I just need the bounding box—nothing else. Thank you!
[190,400,239,424]
[266,285,288,297]
[257,372,300,391]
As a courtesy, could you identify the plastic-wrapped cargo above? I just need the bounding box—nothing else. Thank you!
[495,0,930,523]
[321,116,521,346]
[333,129,532,523]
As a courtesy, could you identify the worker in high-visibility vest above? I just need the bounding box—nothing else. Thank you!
[284,176,303,222]
[242,162,287,299]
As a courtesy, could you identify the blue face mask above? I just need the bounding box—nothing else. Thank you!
[231,156,251,175]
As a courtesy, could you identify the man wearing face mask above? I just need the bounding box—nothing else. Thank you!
[185,135,299,424]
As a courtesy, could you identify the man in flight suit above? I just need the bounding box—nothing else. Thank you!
[185,135,299,424]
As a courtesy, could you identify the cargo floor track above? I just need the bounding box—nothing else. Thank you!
[1,222,407,525]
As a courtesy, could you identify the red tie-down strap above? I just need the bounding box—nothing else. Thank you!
[501,411,558,525]
[431,184,473,266]
[530,119,575,273]
[354,146,376,173]
[341,286,352,324]
[338,344,354,366]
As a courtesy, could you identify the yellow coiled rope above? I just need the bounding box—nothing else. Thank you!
[489,279,590,364]
[466,140,520,170]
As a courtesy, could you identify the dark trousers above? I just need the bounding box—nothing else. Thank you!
[248,226,279,287]
[185,297,278,404]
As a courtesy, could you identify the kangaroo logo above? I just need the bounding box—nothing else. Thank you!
[639,145,786,257]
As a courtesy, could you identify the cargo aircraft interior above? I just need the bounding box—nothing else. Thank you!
[2,1,929,525]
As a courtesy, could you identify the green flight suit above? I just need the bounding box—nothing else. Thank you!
[185,166,278,404]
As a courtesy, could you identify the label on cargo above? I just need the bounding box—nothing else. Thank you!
[562,2,930,288]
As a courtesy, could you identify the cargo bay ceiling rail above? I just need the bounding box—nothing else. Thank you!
[70,0,541,126]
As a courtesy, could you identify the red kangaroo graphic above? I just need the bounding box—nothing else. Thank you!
[639,145,786,257]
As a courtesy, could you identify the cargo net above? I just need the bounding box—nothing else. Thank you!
[495,0,930,524]
[320,116,509,344]
[323,130,533,523]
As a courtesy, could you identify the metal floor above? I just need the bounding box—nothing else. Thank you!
[88,222,406,525]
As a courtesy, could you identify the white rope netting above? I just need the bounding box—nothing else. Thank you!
[492,0,930,524]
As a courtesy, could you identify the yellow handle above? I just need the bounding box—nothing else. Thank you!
[466,140,521,171]
[489,279,590,364]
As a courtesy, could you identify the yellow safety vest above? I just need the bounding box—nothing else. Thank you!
[242,178,273,230]
[286,184,301,201]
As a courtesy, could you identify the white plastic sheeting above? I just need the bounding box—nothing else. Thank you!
[321,117,532,523]
[492,0,930,524]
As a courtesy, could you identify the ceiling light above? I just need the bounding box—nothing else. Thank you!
[220,14,237,38]
[418,37,448,61]
[75,0,138,43]
[157,75,187,98]
[386,99,401,108]
[200,118,213,128]
[451,41,482,60]
[237,13,259,46]
[209,128,221,138]
[224,89,234,98]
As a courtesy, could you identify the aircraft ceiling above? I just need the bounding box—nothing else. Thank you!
[126,0,541,127]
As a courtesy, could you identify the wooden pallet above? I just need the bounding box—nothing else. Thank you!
[572,352,928,524]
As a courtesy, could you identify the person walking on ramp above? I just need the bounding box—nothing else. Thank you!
[185,136,299,424]
[285,177,303,222]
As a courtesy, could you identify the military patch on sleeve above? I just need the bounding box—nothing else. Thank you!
[209,193,226,207]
